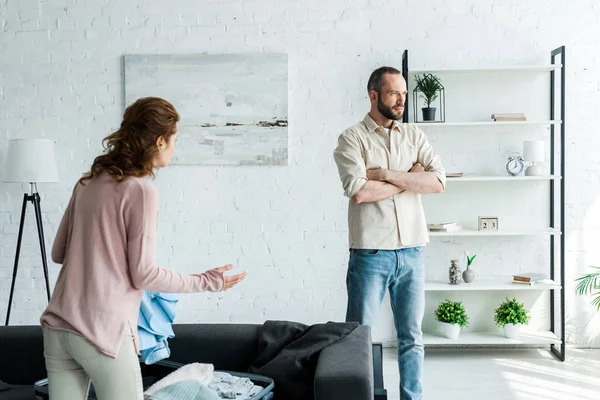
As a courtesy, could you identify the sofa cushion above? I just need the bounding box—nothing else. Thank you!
[169,324,260,371]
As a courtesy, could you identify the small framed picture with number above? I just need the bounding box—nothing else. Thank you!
[478,217,499,231]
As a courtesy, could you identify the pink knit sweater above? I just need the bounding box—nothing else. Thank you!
[40,173,224,358]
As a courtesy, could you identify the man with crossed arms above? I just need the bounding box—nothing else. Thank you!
[333,66,446,400]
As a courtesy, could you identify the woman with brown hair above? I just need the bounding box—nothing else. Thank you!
[40,97,246,399]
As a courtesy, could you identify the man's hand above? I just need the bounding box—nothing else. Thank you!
[410,163,425,173]
[366,168,389,181]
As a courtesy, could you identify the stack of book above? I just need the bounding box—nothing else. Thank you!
[428,222,462,232]
[512,273,549,285]
[491,113,526,121]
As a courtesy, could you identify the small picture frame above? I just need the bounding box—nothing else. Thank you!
[478,216,499,231]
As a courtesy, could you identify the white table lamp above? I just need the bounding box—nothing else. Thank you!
[2,139,59,325]
[523,141,545,176]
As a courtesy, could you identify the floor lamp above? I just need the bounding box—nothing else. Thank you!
[3,139,59,326]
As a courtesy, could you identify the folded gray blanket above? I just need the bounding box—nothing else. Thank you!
[248,320,359,400]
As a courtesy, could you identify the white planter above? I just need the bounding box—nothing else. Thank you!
[441,322,461,339]
[504,323,521,339]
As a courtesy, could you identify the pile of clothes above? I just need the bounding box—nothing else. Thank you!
[144,363,263,400]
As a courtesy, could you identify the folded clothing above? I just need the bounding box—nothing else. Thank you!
[144,363,214,399]
[209,372,263,399]
[147,380,220,400]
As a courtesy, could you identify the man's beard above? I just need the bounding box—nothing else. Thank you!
[377,97,403,120]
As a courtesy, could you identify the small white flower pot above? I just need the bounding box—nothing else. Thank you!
[504,323,521,339]
[441,322,461,339]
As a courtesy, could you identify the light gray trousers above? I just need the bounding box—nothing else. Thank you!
[43,327,143,400]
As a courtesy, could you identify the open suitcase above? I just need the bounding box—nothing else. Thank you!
[34,359,275,400]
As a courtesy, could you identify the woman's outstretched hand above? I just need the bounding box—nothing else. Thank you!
[212,264,247,291]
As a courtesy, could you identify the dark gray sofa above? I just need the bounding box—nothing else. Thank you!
[0,323,385,400]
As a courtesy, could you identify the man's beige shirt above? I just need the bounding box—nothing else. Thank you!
[333,114,446,249]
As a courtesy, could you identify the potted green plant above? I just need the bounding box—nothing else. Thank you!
[494,297,531,339]
[434,299,469,339]
[575,266,600,310]
[414,73,442,121]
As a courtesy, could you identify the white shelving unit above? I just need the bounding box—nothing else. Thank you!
[423,331,560,346]
[425,279,561,291]
[409,64,562,74]
[414,120,561,127]
[446,175,560,182]
[402,47,566,360]
[428,228,561,237]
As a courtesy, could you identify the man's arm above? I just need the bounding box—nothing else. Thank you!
[334,131,401,204]
[367,128,446,194]
[352,180,404,204]
[357,161,431,202]
[367,162,442,194]
[379,169,443,194]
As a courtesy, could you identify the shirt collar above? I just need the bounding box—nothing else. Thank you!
[363,113,402,133]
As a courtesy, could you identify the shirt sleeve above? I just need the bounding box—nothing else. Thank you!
[333,130,368,199]
[416,127,446,189]
[125,182,224,293]
[51,185,77,264]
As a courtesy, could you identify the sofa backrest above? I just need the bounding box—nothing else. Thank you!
[169,324,261,372]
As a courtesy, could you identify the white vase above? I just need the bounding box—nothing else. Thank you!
[441,322,461,339]
[504,323,521,339]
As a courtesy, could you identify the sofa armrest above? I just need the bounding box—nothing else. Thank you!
[314,325,374,400]
[0,325,47,384]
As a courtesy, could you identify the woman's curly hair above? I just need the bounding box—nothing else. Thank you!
[80,97,179,184]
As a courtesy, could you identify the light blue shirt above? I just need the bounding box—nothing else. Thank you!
[138,291,178,365]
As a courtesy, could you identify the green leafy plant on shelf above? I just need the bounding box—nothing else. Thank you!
[434,299,469,328]
[494,297,531,327]
[414,73,442,107]
[464,250,477,267]
[575,266,600,310]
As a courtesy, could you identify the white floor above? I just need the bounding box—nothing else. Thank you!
[383,347,600,400]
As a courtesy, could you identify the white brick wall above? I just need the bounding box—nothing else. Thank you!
[1,0,599,347]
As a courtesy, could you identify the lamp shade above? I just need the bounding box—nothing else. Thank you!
[3,139,59,183]
[523,141,545,163]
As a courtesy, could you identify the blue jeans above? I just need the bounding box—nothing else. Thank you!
[345,247,425,400]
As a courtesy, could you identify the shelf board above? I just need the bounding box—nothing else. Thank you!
[423,331,560,346]
[425,279,561,291]
[409,65,562,74]
[446,175,561,182]
[413,120,561,127]
[429,228,561,237]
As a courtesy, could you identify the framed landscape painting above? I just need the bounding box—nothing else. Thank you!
[124,53,288,166]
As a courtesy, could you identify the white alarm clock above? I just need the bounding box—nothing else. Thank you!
[506,154,525,176]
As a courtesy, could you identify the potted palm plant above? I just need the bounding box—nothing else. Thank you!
[414,73,443,121]
[575,266,600,310]
[494,297,530,339]
[434,299,469,339]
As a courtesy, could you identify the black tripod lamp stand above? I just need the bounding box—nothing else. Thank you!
[3,139,59,326]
